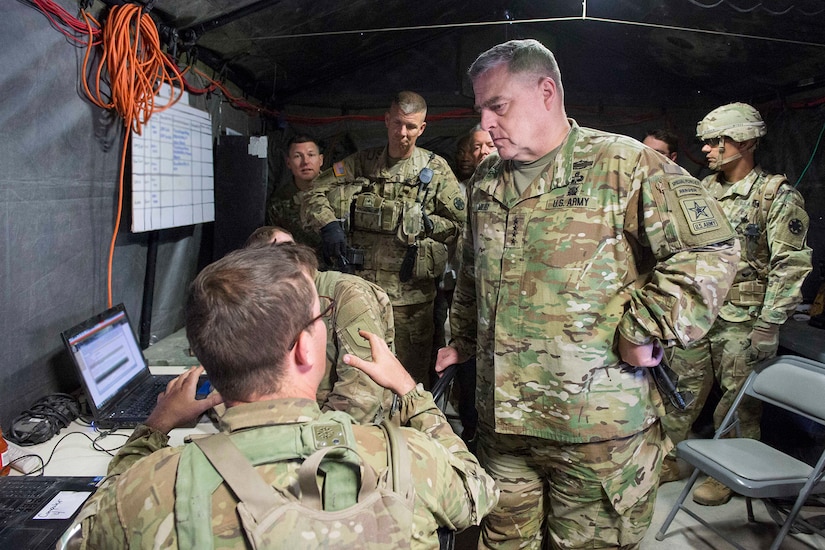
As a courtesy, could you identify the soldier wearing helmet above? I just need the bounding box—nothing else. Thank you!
[659,103,813,507]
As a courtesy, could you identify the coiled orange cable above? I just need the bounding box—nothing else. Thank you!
[80,4,183,308]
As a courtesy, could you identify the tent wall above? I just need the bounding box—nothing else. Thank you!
[2,1,823,433]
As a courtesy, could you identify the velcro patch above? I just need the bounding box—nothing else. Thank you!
[679,198,721,234]
[333,162,346,177]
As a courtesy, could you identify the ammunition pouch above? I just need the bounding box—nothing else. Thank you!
[728,280,766,306]
[352,192,402,234]
[397,201,423,245]
[408,238,448,281]
[327,179,366,232]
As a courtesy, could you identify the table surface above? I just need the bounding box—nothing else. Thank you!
[10,366,218,477]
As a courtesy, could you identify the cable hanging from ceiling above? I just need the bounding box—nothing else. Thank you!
[687,0,825,16]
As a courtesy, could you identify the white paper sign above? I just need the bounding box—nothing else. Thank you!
[33,491,93,520]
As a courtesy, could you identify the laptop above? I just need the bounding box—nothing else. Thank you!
[61,304,180,429]
[0,475,101,549]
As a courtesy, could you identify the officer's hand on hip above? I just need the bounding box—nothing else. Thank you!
[320,221,347,265]
[618,335,664,368]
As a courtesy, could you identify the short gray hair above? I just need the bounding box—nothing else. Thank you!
[392,91,427,116]
[468,39,564,100]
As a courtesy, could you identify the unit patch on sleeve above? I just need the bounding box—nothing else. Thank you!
[679,198,720,234]
[789,218,804,235]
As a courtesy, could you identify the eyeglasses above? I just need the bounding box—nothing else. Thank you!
[288,295,335,350]
[702,136,724,148]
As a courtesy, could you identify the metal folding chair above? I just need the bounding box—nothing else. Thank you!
[655,355,825,550]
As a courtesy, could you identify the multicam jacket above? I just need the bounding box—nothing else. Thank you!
[266,179,324,259]
[69,391,499,549]
[700,167,812,325]
[449,121,740,443]
[315,270,396,423]
[301,146,466,306]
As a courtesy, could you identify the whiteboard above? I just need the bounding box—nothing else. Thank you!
[131,100,214,232]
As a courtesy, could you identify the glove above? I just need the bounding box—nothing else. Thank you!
[320,221,347,265]
[749,319,780,362]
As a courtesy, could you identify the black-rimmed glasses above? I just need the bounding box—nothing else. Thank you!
[288,295,335,350]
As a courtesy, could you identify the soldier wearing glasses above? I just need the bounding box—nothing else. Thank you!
[246,226,396,424]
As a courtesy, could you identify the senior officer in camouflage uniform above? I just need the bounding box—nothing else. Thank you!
[435,39,740,549]
[245,225,396,424]
[65,244,498,549]
[660,103,813,505]
[265,134,325,258]
[301,91,466,387]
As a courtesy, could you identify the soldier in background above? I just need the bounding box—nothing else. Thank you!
[643,128,679,163]
[436,39,740,549]
[662,103,812,506]
[66,244,498,549]
[245,226,396,424]
[454,132,476,182]
[266,134,324,258]
[467,124,496,168]
[301,91,466,388]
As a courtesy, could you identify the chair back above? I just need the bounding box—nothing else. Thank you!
[747,355,825,427]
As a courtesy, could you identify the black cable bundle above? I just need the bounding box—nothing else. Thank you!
[7,393,81,445]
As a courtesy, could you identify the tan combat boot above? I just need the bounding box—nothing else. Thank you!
[659,457,684,485]
[693,476,733,506]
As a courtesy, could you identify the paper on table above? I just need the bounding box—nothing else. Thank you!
[33,491,93,520]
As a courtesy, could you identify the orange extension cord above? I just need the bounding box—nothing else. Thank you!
[81,4,183,308]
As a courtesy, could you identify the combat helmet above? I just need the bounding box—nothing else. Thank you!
[696,102,766,142]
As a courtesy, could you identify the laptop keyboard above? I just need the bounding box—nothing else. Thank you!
[0,478,58,527]
[118,377,173,415]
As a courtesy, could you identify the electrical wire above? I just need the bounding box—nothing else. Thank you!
[21,0,102,45]
[793,120,825,188]
[80,3,184,308]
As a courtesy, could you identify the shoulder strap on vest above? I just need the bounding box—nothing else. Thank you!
[194,433,288,520]
[380,419,413,501]
[759,173,788,226]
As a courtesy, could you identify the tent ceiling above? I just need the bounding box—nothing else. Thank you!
[150,0,825,110]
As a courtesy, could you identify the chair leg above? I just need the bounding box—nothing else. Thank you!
[746,497,755,522]
[655,467,702,541]
[769,490,818,550]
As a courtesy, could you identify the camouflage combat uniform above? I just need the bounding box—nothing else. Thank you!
[302,146,466,386]
[68,389,499,549]
[315,270,396,423]
[266,180,324,260]
[449,121,739,548]
[662,167,812,447]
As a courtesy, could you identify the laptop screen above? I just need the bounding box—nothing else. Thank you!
[63,305,146,412]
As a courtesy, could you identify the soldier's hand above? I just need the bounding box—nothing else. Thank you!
[145,366,223,433]
[435,346,468,375]
[343,330,417,396]
[618,335,663,368]
[750,319,780,362]
[320,221,347,265]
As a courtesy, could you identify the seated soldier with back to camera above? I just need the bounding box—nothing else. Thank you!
[245,225,397,424]
[64,243,498,549]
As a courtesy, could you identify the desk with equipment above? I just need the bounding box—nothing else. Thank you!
[1,364,217,550]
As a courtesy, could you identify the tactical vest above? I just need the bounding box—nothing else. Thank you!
[728,172,787,306]
[175,411,414,549]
